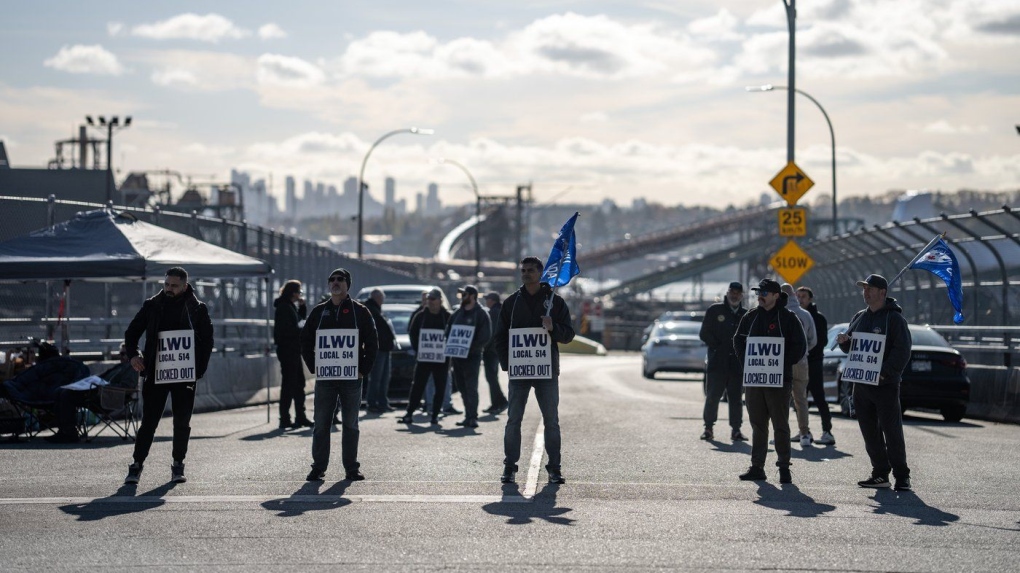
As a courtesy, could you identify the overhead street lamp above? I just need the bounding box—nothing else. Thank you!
[357,127,434,258]
[746,84,838,234]
[432,158,482,279]
[85,115,132,206]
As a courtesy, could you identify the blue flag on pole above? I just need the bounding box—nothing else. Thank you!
[542,212,580,288]
[910,237,965,324]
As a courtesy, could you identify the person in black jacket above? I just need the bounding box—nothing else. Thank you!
[796,286,834,445]
[274,280,312,429]
[399,288,452,426]
[835,274,913,491]
[482,292,508,414]
[446,285,491,428]
[364,289,397,413]
[493,256,575,485]
[699,281,748,442]
[123,267,214,485]
[733,278,806,484]
[300,268,378,482]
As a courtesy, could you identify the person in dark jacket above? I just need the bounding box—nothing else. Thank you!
[835,274,913,491]
[797,286,834,445]
[733,278,807,484]
[274,280,312,429]
[399,288,452,426]
[123,267,214,485]
[446,285,491,428]
[699,281,748,442]
[301,268,377,482]
[364,289,397,413]
[482,292,508,414]
[493,256,575,485]
[46,344,138,443]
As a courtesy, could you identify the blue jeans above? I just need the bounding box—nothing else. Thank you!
[503,375,561,472]
[311,379,361,473]
[452,354,482,420]
[366,351,391,409]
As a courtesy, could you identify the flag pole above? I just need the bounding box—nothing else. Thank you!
[888,231,946,289]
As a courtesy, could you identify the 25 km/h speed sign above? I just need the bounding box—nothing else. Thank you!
[778,208,807,237]
[770,240,814,284]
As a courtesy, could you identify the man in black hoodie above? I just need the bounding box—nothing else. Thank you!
[493,256,575,485]
[446,285,491,428]
[123,267,214,485]
[733,278,807,484]
[300,268,378,482]
[274,280,312,429]
[836,274,912,491]
[364,289,397,413]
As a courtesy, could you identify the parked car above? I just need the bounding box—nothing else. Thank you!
[641,320,707,379]
[355,284,451,310]
[821,322,970,422]
[381,303,420,401]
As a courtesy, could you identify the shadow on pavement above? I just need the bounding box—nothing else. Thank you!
[709,440,752,454]
[754,482,836,518]
[870,489,960,526]
[58,482,179,521]
[793,445,853,463]
[240,427,293,441]
[902,414,982,429]
[482,483,575,526]
[261,481,353,517]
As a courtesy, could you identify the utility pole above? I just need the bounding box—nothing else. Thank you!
[784,0,796,164]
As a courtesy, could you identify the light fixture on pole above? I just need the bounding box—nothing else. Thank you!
[746,84,838,233]
[85,115,132,206]
[432,158,481,279]
[357,127,434,258]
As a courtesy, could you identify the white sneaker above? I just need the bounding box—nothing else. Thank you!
[790,433,802,443]
[800,433,813,447]
[816,431,835,445]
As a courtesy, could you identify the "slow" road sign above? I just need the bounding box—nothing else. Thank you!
[769,240,814,284]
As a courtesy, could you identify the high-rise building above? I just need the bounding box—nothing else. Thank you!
[425,182,441,215]
[285,176,296,215]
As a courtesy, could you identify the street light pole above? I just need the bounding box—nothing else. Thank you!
[783,0,796,164]
[357,127,434,258]
[85,115,132,206]
[433,158,481,279]
[746,84,837,233]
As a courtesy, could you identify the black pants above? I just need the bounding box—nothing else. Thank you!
[405,362,449,416]
[55,388,89,436]
[854,382,910,479]
[703,364,743,430]
[806,358,832,432]
[745,385,792,469]
[133,380,196,464]
[483,347,508,408]
[277,348,307,421]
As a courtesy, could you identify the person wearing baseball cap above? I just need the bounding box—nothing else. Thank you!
[732,278,807,484]
[446,285,492,428]
[698,280,748,442]
[835,273,913,491]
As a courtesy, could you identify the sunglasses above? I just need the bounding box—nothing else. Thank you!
[329,277,346,283]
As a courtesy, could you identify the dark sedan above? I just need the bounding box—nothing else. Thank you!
[382,303,421,402]
[821,322,970,422]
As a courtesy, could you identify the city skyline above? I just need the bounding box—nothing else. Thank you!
[0,1,1017,211]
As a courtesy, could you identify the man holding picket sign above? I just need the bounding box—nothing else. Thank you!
[445,285,491,428]
[399,288,452,426]
[494,212,579,486]
[732,278,807,484]
[300,268,378,482]
[836,274,913,491]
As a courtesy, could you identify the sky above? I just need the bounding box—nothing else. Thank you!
[1,0,1018,211]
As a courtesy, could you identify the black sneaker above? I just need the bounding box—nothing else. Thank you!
[293,417,314,428]
[500,467,517,484]
[278,418,292,430]
[700,428,714,441]
[739,466,767,481]
[171,462,187,483]
[489,403,508,415]
[894,477,912,492]
[306,468,326,481]
[779,468,792,484]
[443,406,462,415]
[731,429,748,441]
[124,462,143,484]
[397,414,414,424]
[858,475,891,488]
[345,470,365,481]
[548,470,566,484]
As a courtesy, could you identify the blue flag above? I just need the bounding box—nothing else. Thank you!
[910,237,964,324]
[542,212,580,288]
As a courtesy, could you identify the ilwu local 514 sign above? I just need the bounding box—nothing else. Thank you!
[770,240,814,284]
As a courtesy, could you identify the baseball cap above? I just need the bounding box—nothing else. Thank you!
[855,274,889,290]
[728,281,743,292]
[426,288,443,300]
[751,278,782,294]
[484,292,500,303]
[458,285,479,296]
[327,268,351,287]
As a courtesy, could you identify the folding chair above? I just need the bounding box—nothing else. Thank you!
[80,382,139,442]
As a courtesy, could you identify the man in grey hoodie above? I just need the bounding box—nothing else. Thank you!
[781,283,817,447]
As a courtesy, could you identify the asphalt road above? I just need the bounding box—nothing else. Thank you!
[2,353,1018,572]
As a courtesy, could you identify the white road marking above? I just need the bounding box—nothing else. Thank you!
[523,419,545,498]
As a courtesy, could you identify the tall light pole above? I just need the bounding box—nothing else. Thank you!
[746,84,837,233]
[432,158,481,279]
[357,127,434,258]
[85,115,132,205]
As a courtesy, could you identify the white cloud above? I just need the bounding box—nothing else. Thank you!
[43,44,124,75]
[688,9,744,41]
[922,120,989,135]
[256,54,326,87]
[580,112,609,123]
[107,21,124,37]
[131,13,249,42]
[258,23,287,40]
[151,68,199,88]
[142,50,255,91]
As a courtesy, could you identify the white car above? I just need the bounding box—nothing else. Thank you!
[355,284,451,310]
[641,320,707,379]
